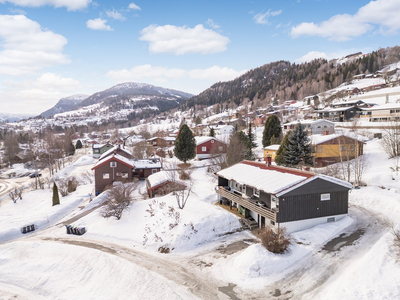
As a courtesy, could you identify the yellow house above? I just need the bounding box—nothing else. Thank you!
[311,134,365,167]
[263,144,280,161]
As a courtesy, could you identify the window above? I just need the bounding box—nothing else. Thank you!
[317,146,322,153]
[219,146,223,151]
[202,146,207,152]
[152,169,158,174]
[121,172,128,178]
[110,161,117,167]
[103,173,110,179]
[341,146,347,151]
[242,185,246,194]
[321,193,330,201]
[211,139,214,143]
[327,217,335,222]
[350,145,356,151]
[153,141,157,145]
[116,172,122,176]
[94,149,100,153]
[254,189,260,197]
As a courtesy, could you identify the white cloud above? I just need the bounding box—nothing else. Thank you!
[9,8,26,14]
[139,24,230,55]
[106,9,126,21]
[188,66,246,81]
[128,2,141,10]
[1,73,82,114]
[0,0,91,11]
[0,14,69,76]
[206,19,220,29]
[295,51,328,63]
[253,9,282,25]
[86,18,113,31]
[106,64,246,83]
[291,0,400,41]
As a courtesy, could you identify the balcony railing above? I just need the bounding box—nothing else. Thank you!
[216,187,277,222]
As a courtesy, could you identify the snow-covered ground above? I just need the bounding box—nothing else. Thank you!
[1,132,400,299]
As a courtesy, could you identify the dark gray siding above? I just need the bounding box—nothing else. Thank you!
[259,191,271,208]
[282,178,349,197]
[277,190,348,223]
[218,176,229,187]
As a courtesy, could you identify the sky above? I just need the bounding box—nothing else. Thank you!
[0,0,399,115]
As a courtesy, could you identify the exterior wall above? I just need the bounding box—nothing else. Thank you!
[196,139,227,159]
[311,121,334,135]
[314,137,364,167]
[263,149,277,161]
[277,178,349,223]
[133,168,160,179]
[94,159,133,194]
[276,214,347,233]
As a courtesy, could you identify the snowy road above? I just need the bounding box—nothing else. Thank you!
[238,205,389,300]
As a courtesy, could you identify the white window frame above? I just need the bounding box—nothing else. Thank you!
[211,139,214,143]
[321,193,331,201]
[103,173,110,179]
[121,172,128,178]
[327,217,335,222]
[110,161,117,167]
[202,146,207,152]
[254,188,260,197]
[152,169,158,174]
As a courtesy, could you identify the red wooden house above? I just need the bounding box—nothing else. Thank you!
[194,136,227,160]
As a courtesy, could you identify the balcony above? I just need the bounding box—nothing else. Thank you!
[216,187,277,222]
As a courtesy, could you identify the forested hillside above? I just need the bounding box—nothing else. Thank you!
[183,46,400,109]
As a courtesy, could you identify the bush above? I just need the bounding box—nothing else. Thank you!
[101,183,135,220]
[256,226,292,254]
[179,170,191,180]
[155,149,166,158]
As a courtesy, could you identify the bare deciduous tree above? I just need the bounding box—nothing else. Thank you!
[255,226,292,254]
[101,182,135,220]
[9,187,23,203]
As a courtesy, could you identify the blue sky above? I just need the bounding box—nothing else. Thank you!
[0,0,399,115]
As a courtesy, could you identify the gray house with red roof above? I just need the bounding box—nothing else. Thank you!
[216,160,352,233]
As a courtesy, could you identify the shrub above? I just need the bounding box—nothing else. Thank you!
[256,226,292,254]
[101,183,135,220]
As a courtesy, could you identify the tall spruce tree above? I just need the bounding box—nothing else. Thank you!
[236,131,254,160]
[247,123,258,148]
[275,131,291,166]
[284,124,314,168]
[209,127,215,137]
[262,115,282,147]
[76,139,83,149]
[174,124,196,164]
[52,183,60,206]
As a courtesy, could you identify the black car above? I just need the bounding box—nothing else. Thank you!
[29,173,42,178]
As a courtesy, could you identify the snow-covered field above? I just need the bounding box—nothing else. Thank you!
[1,131,400,299]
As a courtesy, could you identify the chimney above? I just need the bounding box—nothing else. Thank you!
[265,156,272,166]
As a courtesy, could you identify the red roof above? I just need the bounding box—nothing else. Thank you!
[241,160,315,179]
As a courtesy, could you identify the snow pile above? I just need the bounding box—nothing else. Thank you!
[73,193,241,253]
[214,216,353,287]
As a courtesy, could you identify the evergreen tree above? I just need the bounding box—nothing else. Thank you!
[262,115,282,147]
[76,139,83,149]
[209,127,215,137]
[236,131,255,160]
[247,123,258,148]
[174,124,196,164]
[52,183,60,206]
[284,124,314,168]
[275,131,291,166]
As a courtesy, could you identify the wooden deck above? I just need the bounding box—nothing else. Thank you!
[216,187,277,222]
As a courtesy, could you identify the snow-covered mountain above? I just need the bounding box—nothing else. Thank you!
[40,94,89,118]
[0,113,34,123]
[39,83,193,118]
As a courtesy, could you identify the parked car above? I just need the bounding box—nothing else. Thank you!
[29,173,42,178]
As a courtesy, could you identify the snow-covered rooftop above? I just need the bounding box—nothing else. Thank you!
[99,145,131,160]
[217,163,309,195]
[133,159,162,169]
[194,136,226,145]
[264,144,280,151]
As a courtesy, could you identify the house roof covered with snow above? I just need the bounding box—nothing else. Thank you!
[264,144,280,151]
[132,159,162,169]
[92,153,135,170]
[99,145,132,160]
[195,136,226,145]
[310,133,368,145]
[361,103,400,111]
[216,161,352,196]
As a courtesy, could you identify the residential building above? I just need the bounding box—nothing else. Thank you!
[195,136,227,160]
[360,103,400,122]
[216,161,352,233]
[283,119,335,135]
[311,133,365,167]
[263,145,280,161]
[92,143,113,158]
